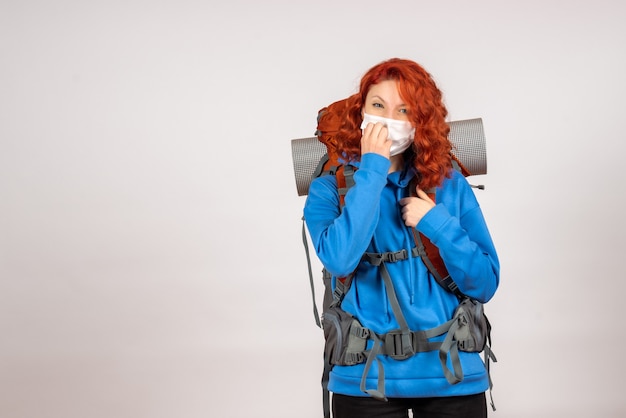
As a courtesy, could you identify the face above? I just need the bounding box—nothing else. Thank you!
[363,79,410,122]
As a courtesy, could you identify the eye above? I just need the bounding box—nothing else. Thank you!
[373,102,383,108]
[399,108,408,114]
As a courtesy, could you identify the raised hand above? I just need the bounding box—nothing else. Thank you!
[399,187,435,228]
[361,121,391,159]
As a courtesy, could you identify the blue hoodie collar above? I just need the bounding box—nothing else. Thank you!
[388,164,417,189]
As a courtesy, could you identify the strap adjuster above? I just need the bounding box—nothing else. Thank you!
[384,330,415,360]
[386,249,407,263]
[363,249,408,265]
[351,325,371,339]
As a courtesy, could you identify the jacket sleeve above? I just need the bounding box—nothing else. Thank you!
[303,153,390,277]
[416,177,500,303]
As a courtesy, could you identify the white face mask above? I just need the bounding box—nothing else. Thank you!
[360,113,415,156]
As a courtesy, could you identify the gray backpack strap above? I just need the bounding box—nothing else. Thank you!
[359,332,386,401]
[301,216,321,328]
[322,351,331,418]
[329,272,354,308]
[357,241,415,400]
[378,261,414,358]
[485,345,497,410]
[338,164,356,198]
[438,317,465,384]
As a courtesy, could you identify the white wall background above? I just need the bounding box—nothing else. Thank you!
[1,1,625,417]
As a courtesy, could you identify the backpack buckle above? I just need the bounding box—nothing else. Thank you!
[385,249,407,263]
[384,330,415,360]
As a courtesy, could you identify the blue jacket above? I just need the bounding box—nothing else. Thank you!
[304,152,500,398]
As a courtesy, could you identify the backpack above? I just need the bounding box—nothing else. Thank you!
[291,97,496,417]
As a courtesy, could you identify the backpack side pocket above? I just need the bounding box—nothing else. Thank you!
[322,306,368,366]
[453,298,491,353]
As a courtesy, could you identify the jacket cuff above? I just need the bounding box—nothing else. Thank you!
[416,203,450,243]
[360,152,390,176]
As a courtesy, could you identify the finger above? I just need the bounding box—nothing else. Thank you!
[415,188,426,198]
[362,122,374,137]
[375,123,389,141]
[416,188,433,202]
[368,122,386,141]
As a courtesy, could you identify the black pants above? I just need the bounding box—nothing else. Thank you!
[332,392,487,418]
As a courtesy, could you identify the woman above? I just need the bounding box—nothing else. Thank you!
[304,58,500,418]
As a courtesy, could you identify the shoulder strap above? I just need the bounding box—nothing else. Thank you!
[408,179,466,298]
[411,228,463,298]
[337,165,355,207]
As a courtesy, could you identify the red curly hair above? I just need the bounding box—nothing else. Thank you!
[336,58,453,190]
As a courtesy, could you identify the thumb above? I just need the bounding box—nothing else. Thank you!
[416,188,434,202]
